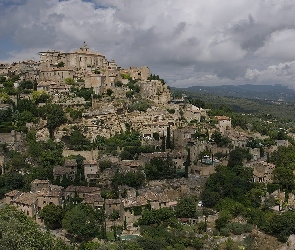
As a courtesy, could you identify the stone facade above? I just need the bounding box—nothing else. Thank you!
[215,116,231,134]
[83,159,99,182]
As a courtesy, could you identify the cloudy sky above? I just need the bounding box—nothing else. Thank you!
[1,0,295,88]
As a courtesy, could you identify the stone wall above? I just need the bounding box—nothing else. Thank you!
[62,149,99,161]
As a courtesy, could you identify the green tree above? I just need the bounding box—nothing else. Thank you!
[144,157,176,180]
[0,205,71,250]
[57,61,65,68]
[273,166,294,191]
[41,104,66,138]
[138,207,175,226]
[211,131,230,147]
[39,204,64,229]
[65,78,75,85]
[106,88,113,96]
[19,80,33,90]
[270,211,295,242]
[175,196,196,218]
[227,147,252,168]
[271,145,295,168]
[69,128,92,150]
[62,204,104,241]
[109,210,120,221]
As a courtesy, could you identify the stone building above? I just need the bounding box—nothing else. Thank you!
[83,159,99,182]
[139,80,171,105]
[37,185,64,211]
[82,193,104,210]
[39,68,74,82]
[53,159,77,182]
[64,185,100,199]
[139,151,185,169]
[4,190,22,205]
[215,116,231,134]
[84,72,106,94]
[13,192,38,217]
[173,127,197,149]
[0,63,9,76]
[120,66,151,81]
[39,42,107,72]
[246,161,275,183]
[117,160,142,173]
[38,42,120,87]
[31,179,50,192]
[105,199,121,217]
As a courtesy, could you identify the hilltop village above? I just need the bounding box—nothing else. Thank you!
[1,44,295,249]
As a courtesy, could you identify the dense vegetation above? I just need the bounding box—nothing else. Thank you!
[0,205,71,250]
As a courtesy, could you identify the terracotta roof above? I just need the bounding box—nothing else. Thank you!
[64,185,100,193]
[105,199,121,205]
[119,160,141,168]
[5,190,21,197]
[31,179,50,185]
[53,166,75,175]
[122,196,147,208]
[215,116,231,121]
[64,159,77,167]
[14,192,38,206]
[38,186,63,197]
[82,193,104,204]
[83,160,97,165]
[144,191,169,203]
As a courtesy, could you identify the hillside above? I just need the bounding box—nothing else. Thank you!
[172,87,295,121]
[175,84,295,102]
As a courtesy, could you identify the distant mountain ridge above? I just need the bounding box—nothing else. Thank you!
[174,84,295,102]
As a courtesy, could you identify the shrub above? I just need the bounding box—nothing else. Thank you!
[167,108,175,114]
[220,227,230,237]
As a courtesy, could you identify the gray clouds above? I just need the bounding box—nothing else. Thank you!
[2,0,295,87]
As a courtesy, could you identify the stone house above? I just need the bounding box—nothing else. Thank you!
[83,159,99,182]
[4,190,22,205]
[105,199,121,217]
[82,193,104,210]
[246,161,275,183]
[13,192,38,217]
[64,185,100,199]
[121,191,174,226]
[31,179,50,192]
[37,80,57,92]
[117,160,142,173]
[39,68,74,83]
[53,159,77,181]
[120,66,151,81]
[37,185,64,211]
[122,196,148,225]
[173,127,197,149]
[215,116,231,134]
[249,148,261,161]
[0,63,9,76]
[84,72,106,94]
[143,191,170,210]
[139,151,185,169]
[183,105,202,123]
[0,130,26,151]
[276,140,289,147]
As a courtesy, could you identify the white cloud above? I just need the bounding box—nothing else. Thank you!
[2,0,295,86]
[255,29,295,60]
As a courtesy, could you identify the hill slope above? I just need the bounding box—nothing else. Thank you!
[175,84,295,102]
